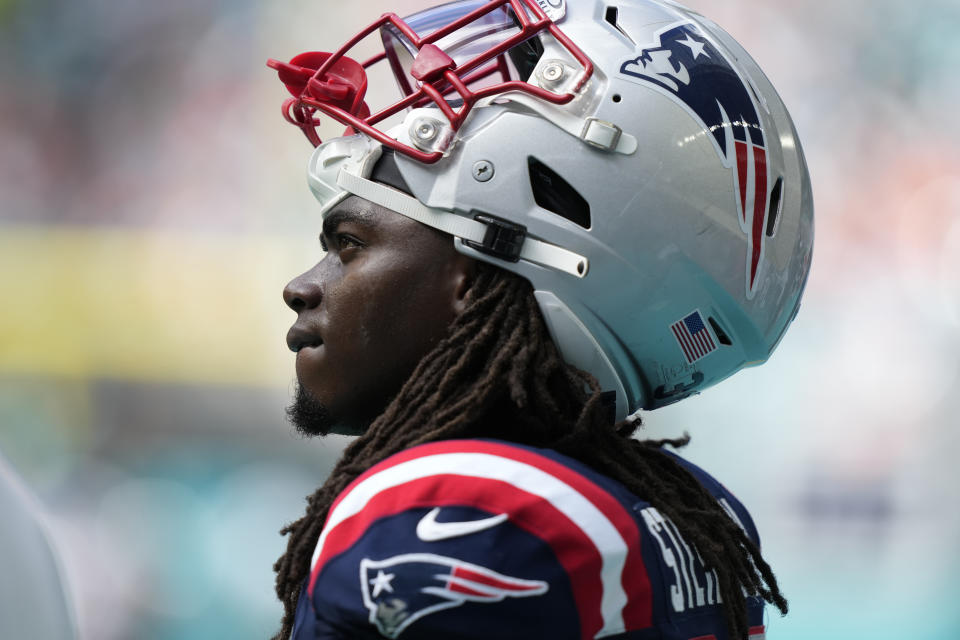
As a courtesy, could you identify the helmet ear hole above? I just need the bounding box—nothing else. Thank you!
[766,177,784,237]
[707,317,733,346]
[528,157,591,229]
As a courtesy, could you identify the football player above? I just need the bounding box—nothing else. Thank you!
[268,0,812,638]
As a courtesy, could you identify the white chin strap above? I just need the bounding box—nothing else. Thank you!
[336,170,588,278]
[307,135,588,278]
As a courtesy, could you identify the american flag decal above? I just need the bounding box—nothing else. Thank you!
[670,310,717,364]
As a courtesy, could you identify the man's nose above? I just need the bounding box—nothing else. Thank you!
[283,263,323,312]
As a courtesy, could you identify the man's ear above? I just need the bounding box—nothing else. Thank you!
[449,253,479,316]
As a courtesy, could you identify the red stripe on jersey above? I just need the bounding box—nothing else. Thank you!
[749,624,766,638]
[310,474,604,638]
[317,440,653,635]
[749,146,768,290]
[375,440,652,629]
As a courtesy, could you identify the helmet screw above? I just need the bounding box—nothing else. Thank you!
[472,160,495,182]
[540,61,564,83]
[413,118,438,141]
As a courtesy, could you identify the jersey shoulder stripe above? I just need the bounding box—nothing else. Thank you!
[308,439,653,638]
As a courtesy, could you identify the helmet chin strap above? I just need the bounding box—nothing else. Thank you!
[336,169,589,279]
[338,163,626,415]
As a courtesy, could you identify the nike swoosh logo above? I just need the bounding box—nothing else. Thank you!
[416,507,508,542]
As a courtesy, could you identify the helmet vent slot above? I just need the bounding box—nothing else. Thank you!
[528,157,591,229]
[708,317,733,346]
[766,176,784,237]
[604,6,618,26]
[604,6,635,44]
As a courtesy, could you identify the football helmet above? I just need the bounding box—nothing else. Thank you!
[268,0,814,419]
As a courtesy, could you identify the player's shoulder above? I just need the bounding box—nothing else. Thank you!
[346,438,762,579]
[297,438,763,640]
[304,438,655,639]
[658,448,761,544]
[332,437,642,521]
[320,438,655,571]
[336,438,754,535]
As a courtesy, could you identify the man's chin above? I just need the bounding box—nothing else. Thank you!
[286,384,335,437]
[286,384,367,437]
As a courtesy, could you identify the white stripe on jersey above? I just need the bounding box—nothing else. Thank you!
[311,452,631,638]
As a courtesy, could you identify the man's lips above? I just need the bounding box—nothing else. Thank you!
[286,326,324,353]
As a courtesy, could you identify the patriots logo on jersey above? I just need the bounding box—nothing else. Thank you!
[360,553,548,638]
[619,22,771,298]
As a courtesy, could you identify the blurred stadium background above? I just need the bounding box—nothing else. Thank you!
[1,0,958,638]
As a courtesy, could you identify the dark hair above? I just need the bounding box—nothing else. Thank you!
[272,266,787,640]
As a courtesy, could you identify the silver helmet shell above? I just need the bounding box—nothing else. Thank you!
[291,0,814,419]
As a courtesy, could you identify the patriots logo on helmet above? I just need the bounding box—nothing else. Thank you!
[619,22,771,298]
[360,553,548,638]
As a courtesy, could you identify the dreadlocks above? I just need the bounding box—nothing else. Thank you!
[272,265,787,640]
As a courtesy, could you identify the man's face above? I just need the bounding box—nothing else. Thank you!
[283,195,473,435]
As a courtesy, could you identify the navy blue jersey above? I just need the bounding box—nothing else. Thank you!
[291,439,765,640]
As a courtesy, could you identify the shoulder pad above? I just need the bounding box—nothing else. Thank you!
[303,439,652,639]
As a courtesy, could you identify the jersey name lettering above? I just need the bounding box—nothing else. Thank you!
[640,507,721,613]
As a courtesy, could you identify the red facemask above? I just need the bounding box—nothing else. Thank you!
[267,0,592,163]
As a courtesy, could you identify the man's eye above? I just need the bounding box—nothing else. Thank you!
[337,235,362,250]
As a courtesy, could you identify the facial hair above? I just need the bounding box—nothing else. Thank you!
[286,383,335,437]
